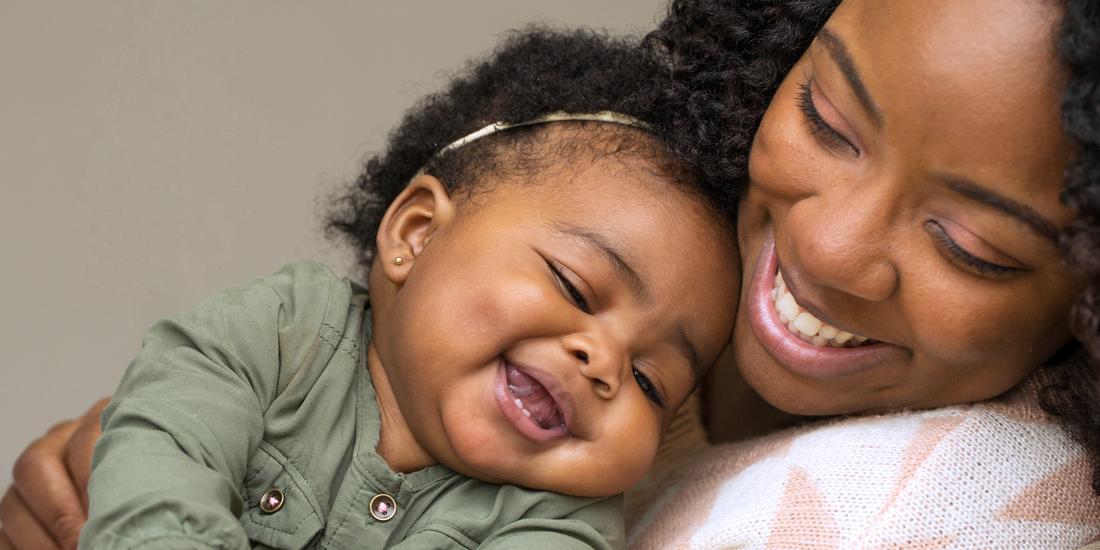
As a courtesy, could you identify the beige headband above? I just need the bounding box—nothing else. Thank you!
[415,111,652,176]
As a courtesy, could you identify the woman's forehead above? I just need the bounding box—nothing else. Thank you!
[828,0,1064,114]
[823,0,1073,225]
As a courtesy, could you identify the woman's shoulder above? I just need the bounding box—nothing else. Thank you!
[627,380,1100,549]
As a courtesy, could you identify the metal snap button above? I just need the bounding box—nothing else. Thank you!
[369,493,396,522]
[259,488,285,513]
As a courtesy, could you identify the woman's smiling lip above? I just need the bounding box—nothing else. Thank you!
[747,229,905,379]
[493,359,575,444]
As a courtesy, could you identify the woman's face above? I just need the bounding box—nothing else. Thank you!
[735,0,1082,415]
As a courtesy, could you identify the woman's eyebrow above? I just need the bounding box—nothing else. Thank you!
[938,174,1059,242]
[813,28,1060,245]
[817,26,884,128]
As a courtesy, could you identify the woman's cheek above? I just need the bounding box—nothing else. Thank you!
[909,279,1041,371]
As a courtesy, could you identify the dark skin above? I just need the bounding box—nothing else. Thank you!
[364,145,738,497]
[0,399,104,550]
[0,134,741,548]
[731,0,1080,416]
[711,0,1080,439]
[1,0,1088,547]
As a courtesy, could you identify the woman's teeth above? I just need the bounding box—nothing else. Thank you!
[771,271,870,347]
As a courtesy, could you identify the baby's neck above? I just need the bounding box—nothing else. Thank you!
[366,343,438,473]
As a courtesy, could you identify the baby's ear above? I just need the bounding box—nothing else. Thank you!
[376,174,455,285]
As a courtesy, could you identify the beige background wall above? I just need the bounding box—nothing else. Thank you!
[1,1,666,492]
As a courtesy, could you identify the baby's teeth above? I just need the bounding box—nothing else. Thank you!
[513,397,535,419]
[854,335,868,343]
[811,335,828,346]
[834,331,853,344]
[819,325,838,340]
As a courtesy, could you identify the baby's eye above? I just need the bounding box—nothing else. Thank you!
[547,260,592,313]
[632,367,665,408]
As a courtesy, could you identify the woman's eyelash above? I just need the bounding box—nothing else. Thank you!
[797,79,858,155]
[547,261,592,313]
[925,221,1020,279]
[632,367,665,408]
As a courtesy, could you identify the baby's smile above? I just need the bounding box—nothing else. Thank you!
[494,359,573,444]
[366,146,741,496]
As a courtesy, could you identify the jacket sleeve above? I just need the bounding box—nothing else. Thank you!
[79,262,342,550]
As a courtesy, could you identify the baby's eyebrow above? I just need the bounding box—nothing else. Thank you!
[553,225,702,377]
[555,226,650,305]
[673,324,703,381]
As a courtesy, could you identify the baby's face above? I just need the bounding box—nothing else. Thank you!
[376,157,741,496]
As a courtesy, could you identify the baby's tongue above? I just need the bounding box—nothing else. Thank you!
[505,364,562,429]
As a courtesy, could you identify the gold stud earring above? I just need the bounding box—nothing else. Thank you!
[393,256,405,266]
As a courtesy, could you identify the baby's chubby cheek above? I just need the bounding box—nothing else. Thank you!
[398,258,538,351]
[457,275,560,345]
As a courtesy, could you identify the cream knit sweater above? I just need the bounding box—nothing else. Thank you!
[627,380,1100,549]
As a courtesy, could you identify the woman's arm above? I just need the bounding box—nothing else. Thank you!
[0,399,105,550]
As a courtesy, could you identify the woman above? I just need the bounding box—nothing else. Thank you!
[4,0,1099,547]
[624,0,1100,546]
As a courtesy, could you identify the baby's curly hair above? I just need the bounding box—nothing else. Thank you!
[648,0,1100,492]
[326,27,738,270]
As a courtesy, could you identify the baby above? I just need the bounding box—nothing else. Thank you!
[80,28,741,549]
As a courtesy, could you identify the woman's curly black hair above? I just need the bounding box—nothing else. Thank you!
[644,0,839,198]
[647,0,1100,492]
[326,27,737,269]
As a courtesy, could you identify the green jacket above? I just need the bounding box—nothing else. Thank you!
[81,262,622,549]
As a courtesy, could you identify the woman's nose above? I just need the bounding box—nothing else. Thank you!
[787,188,900,302]
[562,332,622,399]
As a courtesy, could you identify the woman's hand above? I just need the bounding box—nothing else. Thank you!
[0,398,108,550]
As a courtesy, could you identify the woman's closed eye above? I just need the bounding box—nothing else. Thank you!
[547,260,592,313]
[925,220,1023,280]
[797,77,859,156]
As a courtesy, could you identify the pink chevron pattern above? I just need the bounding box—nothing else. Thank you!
[626,375,1100,549]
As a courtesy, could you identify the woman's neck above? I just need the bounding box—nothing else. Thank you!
[704,357,803,442]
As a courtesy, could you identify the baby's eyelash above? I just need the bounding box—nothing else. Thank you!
[632,367,665,408]
[547,260,591,313]
[546,259,668,409]
[797,79,858,155]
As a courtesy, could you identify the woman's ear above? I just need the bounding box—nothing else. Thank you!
[376,174,455,285]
